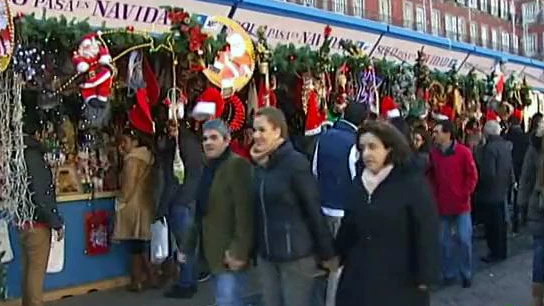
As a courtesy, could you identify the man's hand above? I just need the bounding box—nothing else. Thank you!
[54,227,64,242]
[321,257,340,272]
[224,250,246,271]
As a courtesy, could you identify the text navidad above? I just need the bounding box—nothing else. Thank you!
[10,0,171,25]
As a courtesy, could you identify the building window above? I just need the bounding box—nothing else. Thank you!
[379,0,392,22]
[431,9,441,35]
[470,22,478,43]
[352,0,363,17]
[416,6,426,32]
[513,34,519,52]
[332,0,346,13]
[468,0,478,9]
[501,31,510,52]
[491,28,498,49]
[525,33,537,55]
[403,1,413,28]
[303,0,315,6]
[481,25,488,47]
[522,2,538,23]
[500,0,508,19]
[458,17,466,41]
[480,0,488,12]
[490,0,499,16]
[445,14,457,40]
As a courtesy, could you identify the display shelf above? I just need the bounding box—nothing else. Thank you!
[57,191,118,203]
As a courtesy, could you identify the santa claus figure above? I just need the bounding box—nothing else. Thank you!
[212,33,252,93]
[0,1,11,57]
[72,33,113,108]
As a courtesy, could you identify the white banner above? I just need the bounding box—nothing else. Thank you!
[233,8,380,53]
[372,36,467,72]
[9,0,231,33]
[460,54,496,77]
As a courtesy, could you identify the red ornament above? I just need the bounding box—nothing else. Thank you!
[126,26,134,32]
[227,95,246,132]
[324,25,332,38]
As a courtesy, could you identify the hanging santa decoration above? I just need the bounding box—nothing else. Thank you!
[72,32,114,108]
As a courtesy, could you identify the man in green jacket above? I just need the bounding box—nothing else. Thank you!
[196,119,253,306]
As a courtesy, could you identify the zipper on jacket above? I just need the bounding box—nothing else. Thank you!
[285,223,292,256]
[259,177,271,256]
[367,194,372,205]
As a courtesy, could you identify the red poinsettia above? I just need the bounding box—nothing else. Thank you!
[167,10,190,25]
[324,25,332,38]
[188,26,208,52]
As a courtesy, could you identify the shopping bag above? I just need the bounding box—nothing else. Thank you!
[150,218,169,264]
[85,210,110,256]
[47,227,65,274]
[0,220,13,264]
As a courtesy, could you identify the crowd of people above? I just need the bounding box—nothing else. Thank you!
[18,101,544,306]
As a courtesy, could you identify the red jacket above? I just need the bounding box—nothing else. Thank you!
[428,142,478,216]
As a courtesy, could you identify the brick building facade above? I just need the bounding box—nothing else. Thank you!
[280,0,544,60]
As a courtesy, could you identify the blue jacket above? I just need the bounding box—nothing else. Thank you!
[313,120,358,211]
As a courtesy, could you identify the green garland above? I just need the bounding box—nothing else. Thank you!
[16,12,529,109]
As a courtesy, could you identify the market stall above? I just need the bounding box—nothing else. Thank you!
[0,0,543,304]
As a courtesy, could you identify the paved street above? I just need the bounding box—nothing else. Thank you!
[47,246,533,306]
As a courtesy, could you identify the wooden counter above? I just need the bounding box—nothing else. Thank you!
[56,191,118,203]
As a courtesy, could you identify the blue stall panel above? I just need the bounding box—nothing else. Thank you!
[6,198,130,299]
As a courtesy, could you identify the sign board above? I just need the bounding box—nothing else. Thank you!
[372,35,467,72]
[503,62,526,78]
[8,0,231,33]
[461,54,495,77]
[523,66,544,83]
[233,8,381,53]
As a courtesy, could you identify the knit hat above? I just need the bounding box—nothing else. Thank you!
[202,119,230,138]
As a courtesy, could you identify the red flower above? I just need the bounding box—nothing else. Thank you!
[167,10,190,24]
[324,25,332,38]
[188,27,207,52]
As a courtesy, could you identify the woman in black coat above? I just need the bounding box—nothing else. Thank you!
[335,121,439,306]
[250,107,336,306]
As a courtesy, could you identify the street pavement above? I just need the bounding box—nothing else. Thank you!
[47,233,534,306]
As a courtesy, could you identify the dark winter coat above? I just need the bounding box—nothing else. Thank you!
[518,134,544,236]
[176,125,204,206]
[335,165,439,306]
[474,135,514,204]
[504,125,530,180]
[154,135,178,219]
[24,136,63,229]
[253,141,335,262]
[313,119,358,211]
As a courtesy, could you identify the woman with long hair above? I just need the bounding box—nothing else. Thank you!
[250,107,336,306]
[113,128,157,292]
[335,121,439,306]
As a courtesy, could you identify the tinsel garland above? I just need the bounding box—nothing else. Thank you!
[0,71,33,225]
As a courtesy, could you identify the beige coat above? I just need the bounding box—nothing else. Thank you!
[113,146,155,241]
